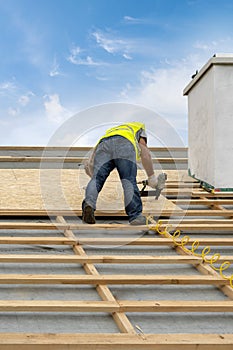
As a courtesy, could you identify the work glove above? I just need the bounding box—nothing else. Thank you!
[147,173,167,189]
[156,172,167,189]
[147,174,158,189]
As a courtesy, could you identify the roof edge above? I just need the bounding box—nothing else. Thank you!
[183,54,233,96]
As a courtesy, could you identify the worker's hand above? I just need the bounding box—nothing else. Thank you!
[147,173,167,189]
[147,174,158,189]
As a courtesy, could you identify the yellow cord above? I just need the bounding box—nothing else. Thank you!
[147,218,233,288]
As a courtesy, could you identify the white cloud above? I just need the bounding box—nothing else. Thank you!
[0,81,16,93]
[43,94,71,124]
[84,56,99,65]
[124,16,137,22]
[18,91,34,106]
[92,29,132,59]
[123,53,132,60]
[95,76,109,81]
[119,54,207,141]
[194,41,217,51]
[18,95,30,106]
[92,30,125,54]
[193,37,233,53]
[0,113,55,145]
[67,46,82,64]
[67,45,101,66]
[119,83,132,98]
[0,79,35,109]
[7,107,19,116]
[121,60,186,114]
[49,56,62,77]
[123,16,146,24]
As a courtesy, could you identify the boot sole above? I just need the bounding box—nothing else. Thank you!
[83,206,95,224]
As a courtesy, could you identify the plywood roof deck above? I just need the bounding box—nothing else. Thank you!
[0,147,232,349]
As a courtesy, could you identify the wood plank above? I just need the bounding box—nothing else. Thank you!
[165,183,199,188]
[0,222,65,230]
[0,208,183,216]
[0,254,232,264]
[152,158,187,164]
[191,191,233,198]
[0,206,226,218]
[3,208,233,216]
[75,223,233,231]
[0,274,228,285]
[0,333,231,349]
[174,199,233,205]
[1,236,232,247]
[163,189,193,196]
[163,219,233,224]
[0,156,187,163]
[0,222,233,231]
[0,146,93,151]
[164,189,233,197]
[0,222,153,230]
[0,157,89,162]
[0,300,231,312]
[0,254,203,264]
[0,146,188,151]
[0,237,75,245]
[119,300,233,312]
[0,300,118,312]
[0,216,232,226]
[149,146,187,151]
[184,210,233,217]
[63,237,233,246]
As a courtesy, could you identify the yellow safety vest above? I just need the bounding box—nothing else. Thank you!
[98,122,146,160]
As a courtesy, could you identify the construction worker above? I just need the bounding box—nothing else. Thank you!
[82,122,166,225]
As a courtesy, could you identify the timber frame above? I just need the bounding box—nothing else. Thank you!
[0,146,232,349]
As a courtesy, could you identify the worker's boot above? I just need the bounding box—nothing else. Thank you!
[82,201,95,224]
[130,214,147,225]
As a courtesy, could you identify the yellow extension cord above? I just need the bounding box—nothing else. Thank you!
[146,217,233,288]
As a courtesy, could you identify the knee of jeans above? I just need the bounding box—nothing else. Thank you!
[94,173,107,190]
[121,179,135,203]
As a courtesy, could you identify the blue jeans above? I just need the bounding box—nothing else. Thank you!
[84,136,142,222]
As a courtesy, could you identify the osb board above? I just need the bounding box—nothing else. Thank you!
[0,169,182,214]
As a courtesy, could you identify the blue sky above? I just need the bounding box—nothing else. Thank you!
[1,0,233,146]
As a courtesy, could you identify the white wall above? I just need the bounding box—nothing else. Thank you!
[186,57,233,189]
[188,67,215,186]
[214,65,233,187]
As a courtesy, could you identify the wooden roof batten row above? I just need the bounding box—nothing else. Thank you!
[0,147,232,349]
